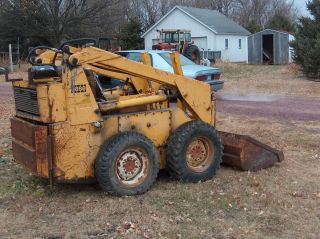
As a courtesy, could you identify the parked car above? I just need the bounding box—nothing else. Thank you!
[118,50,224,91]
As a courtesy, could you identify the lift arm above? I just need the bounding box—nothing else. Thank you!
[69,47,213,123]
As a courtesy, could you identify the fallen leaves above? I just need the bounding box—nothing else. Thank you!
[116,221,136,236]
[291,191,303,198]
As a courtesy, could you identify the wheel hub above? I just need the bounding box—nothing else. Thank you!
[187,139,208,167]
[185,136,214,172]
[117,151,143,181]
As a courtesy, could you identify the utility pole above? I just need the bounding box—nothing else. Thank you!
[8,44,13,72]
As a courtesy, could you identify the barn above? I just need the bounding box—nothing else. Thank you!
[142,6,251,62]
[248,29,295,65]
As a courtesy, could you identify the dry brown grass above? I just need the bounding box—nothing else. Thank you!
[0,65,319,238]
[216,62,320,98]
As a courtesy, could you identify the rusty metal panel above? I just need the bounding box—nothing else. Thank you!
[34,126,49,177]
[12,139,37,172]
[11,117,49,177]
[219,131,284,171]
[11,117,35,147]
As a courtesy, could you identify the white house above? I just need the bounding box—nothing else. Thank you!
[142,6,251,62]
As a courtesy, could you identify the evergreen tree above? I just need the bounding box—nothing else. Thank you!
[267,11,296,33]
[117,19,144,50]
[245,20,262,34]
[0,0,50,54]
[291,0,320,79]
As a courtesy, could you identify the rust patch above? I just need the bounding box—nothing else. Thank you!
[11,117,49,177]
[12,139,37,172]
[11,117,35,147]
[35,126,49,177]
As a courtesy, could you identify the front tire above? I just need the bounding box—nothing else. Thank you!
[95,132,159,196]
[166,121,223,182]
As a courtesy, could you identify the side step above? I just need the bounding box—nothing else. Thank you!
[219,131,284,171]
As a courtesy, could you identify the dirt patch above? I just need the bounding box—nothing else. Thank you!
[0,66,320,238]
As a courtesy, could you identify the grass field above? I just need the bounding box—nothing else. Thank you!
[0,64,319,238]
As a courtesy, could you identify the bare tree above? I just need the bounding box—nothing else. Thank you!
[94,0,127,38]
[125,0,172,30]
[38,0,110,45]
[199,0,237,16]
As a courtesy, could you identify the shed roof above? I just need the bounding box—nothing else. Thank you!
[249,28,294,36]
[142,6,251,37]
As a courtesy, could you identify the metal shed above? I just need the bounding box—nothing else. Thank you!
[248,29,293,65]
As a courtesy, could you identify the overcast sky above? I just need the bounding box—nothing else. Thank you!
[294,0,310,16]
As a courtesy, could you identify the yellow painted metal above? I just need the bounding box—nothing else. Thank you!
[69,46,213,123]
[99,94,167,113]
[118,110,171,147]
[36,50,62,65]
[141,52,161,91]
[52,122,102,180]
[13,80,31,88]
[37,83,67,122]
[170,52,184,76]
[62,67,102,125]
[11,44,217,181]
[170,108,192,131]
[56,107,193,180]
[53,110,173,180]
[13,80,67,123]
[36,46,81,65]
[86,64,150,94]
[141,52,152,66]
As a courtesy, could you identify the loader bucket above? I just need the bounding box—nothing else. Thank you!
[219,131,284,171]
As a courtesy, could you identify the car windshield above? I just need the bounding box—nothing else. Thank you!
[118,52,142,62]
[158,52,195,66]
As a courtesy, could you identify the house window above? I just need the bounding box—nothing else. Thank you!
[225,39,229,49]
[239,39,242,49]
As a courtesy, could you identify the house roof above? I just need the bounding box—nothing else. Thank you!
[142,6,251,37]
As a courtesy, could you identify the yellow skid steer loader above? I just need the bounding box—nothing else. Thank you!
[10,39,283,195]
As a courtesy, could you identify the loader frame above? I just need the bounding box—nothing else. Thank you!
[11,41,284,195]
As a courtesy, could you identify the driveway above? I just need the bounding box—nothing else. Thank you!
[217,93,320,121]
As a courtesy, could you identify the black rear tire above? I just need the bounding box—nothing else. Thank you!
[166,121,222,182]
[95,132,159,196]
[183,45,201,64]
